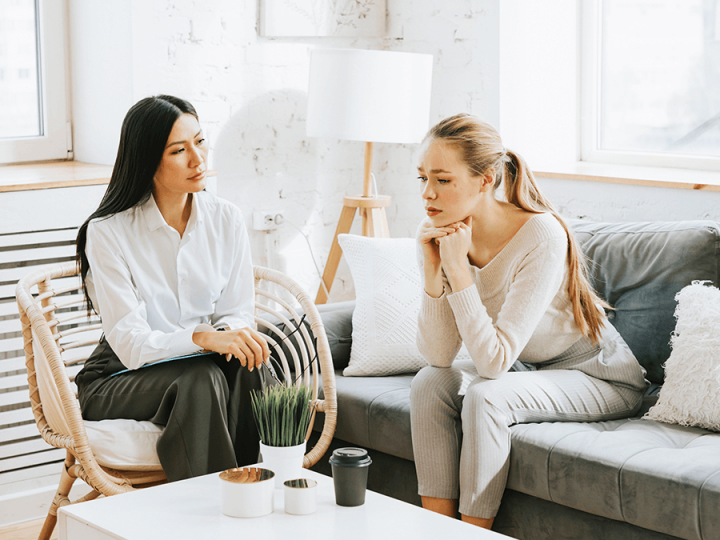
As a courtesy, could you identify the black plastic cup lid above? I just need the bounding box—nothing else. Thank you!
[329,447,372,466]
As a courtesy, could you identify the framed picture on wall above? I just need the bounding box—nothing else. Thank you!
[259,0,387,37]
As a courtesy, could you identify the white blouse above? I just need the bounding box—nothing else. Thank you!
[86,191,255,371]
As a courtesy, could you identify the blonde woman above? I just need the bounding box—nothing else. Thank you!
[410,114,648,529]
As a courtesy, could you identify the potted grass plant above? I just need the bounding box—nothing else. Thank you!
[251,384,314,488]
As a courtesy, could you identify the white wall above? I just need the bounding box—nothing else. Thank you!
[69,0,133,165]
[538,177,720,222]
[68,0,500,301]
[67,0,720,301]
[498,0,578,166]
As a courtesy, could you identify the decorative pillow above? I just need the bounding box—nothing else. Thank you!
[644,281,720,431]
[338,234,469,377]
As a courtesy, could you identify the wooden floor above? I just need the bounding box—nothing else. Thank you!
[0,518,54,540]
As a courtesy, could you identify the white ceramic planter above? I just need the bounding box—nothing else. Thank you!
[283,478,317,515]
[219,467,275,518]
[259,441,306,489]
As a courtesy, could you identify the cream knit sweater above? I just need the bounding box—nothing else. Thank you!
[417,213,587,379]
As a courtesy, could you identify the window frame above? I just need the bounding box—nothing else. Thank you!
[580,0,720,173]
[0,0,70,165]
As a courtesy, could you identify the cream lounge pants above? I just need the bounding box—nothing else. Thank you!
[410,336,644,519]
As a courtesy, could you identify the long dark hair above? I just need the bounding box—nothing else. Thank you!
[425,113,609,344]
[76,95,198,315]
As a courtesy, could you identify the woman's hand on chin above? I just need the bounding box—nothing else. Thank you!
[193,327,270,371]
[419,221,458,270]
[437,217,474,293]
[437,216,472,267]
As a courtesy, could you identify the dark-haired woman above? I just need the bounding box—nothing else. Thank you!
[75,95,273,481]
[410,114,648,528]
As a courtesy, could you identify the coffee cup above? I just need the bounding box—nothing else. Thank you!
[328,447,372,506]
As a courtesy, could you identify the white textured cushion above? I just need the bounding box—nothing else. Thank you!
[338,234,469,376]
[84,419,163,469]
[644,281,720,431]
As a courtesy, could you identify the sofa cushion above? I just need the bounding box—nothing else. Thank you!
[644,281,720,431]
[338,234,429,376]
[317,371,416,461]
[316,300,354,370]
[318,361,720,540]
[260,300,355,372]
[506,418,720,540]
[320,361,538,462]
[570,220,720,384]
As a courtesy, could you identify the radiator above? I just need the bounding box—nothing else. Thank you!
[0,227,78,498]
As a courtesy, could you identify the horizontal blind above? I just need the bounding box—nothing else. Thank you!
[0,227,79,495]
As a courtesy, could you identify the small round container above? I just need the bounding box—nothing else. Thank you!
[219,467,275,518]
[328,447,372,507]
[283,478,318,515]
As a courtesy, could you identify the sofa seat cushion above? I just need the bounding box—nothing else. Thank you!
[321,371,415,461]
[507,418,720,540]
[320,370,720,539]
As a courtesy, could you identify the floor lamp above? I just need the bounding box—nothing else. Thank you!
[306,48,433,304]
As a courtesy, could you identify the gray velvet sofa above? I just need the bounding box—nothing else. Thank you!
[308,220,720,540]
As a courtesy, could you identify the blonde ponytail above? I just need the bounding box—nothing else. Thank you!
[425,114,609,344]
[503,150,609,344]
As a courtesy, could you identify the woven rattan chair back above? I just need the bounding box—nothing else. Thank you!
[16,261,336,540]
[252,266,337,466]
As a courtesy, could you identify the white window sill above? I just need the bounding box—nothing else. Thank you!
[534,162,720,192]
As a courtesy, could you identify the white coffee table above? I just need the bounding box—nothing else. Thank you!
[58,468,512,539]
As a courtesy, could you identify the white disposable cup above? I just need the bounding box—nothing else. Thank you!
[219,467,275,518]
[283,478,318,515]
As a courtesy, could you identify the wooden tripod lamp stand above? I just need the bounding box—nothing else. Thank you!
[306,48,433,304]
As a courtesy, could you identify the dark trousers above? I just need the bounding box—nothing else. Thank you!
[79,346,276,482]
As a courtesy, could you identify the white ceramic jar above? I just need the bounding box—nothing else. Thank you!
[219,467,275,518]
[283,478,318,515]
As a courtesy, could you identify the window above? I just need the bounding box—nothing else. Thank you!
[0,0,69,164]
[583,0,720,171]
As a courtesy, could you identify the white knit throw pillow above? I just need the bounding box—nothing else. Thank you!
[644,281,720,431]
[338,234,470,377]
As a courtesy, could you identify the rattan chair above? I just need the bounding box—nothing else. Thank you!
[16,261,337,540]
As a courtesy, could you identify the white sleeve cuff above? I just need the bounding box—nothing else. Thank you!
[213,317,251,331]
[193,323,215,334]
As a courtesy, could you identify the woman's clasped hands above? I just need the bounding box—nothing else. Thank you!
[437,216,473,268]
[420,216,474,297]
[420,216,473,268]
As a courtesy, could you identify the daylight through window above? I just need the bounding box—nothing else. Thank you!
[598,0,720,160]
[0,0,41,140]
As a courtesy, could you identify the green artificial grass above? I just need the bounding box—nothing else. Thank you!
[250,384,313,447]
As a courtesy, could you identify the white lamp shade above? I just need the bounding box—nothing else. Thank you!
[306,48,433,144]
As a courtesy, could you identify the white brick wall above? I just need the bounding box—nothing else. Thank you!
[70,0,495,300]
[68,0,720,301]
